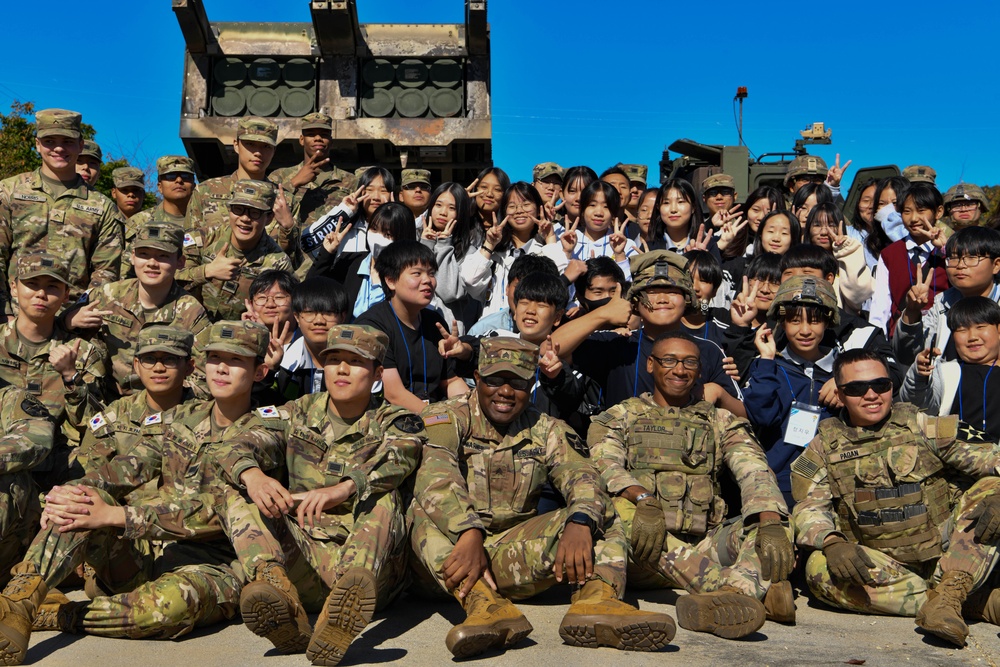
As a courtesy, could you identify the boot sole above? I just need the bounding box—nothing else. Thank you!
[240,582,311,654]
[559,613,676,651]
[764,581,796,625]
[676,592,766,639]
[0,628,28,666]
[307,568,377,666]
[446,617,534,659]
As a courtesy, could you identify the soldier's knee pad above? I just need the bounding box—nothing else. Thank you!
[804,550,830,580]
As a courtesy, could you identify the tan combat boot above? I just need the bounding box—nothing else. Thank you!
[31,590,85,633]
[675,584,766,639]
[916,570,975,646]
[307,568,378,666]
[444,579,533,659]
[964,586,1000,626]
[558,579,676,651]
[240,563,311,654]
[0,564,48,665]
[763,580,796,624]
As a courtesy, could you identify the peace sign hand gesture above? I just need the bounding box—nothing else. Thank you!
[716,215,748,252]
[904,263,934,316]
[436,320,472,361]
[711,203,742,230]
[322,221,353,255]
[342,186,366,213]
[683,224,712,253]
[609,218,628,260]
[539,335,563,379]
[731,276,761,327]
[826,153,852,188]
[560,218,580,258]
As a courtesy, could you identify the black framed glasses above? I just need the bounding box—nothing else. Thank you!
[649,355,700,370]
[252,293,291,307]
[137,354,183,369]
[945,255,988,268]
[230,205,267,221]
[838,378,892,397]
[481,375,532,391]
[704,187,735,198]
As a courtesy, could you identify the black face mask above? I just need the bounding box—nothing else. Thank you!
[582,296,612,312]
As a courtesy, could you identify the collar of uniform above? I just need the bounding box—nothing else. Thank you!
[2,320,57,361]
[30,169,87,200]
[319,396,368,442]
[904,238,934,255]
[127,389,156,424]
[467,388,533,448]
[783,346,836,373]
[221,226,282,262]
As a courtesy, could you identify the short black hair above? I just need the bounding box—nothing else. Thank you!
[292,276,349,315]
[574,255,626,296]
[508,254,559,284]
[249,270,299,300]
[753,211,801,258]
[374,241,437,293]
[946,226,1000,260]
[791,182,833,212]
[745,252,784,285]
[685,249,723,290]
[947,296,1000,331]
[562,166,598,194]
[780,244,838,278]
[579,180,622,222]
[370,201,417,243]
[833,349,891,385]
[600,166,630,181]
[651,331,701,355]
[512,272,569,310]
[900,182,944,212]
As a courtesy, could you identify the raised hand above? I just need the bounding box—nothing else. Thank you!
[915,346,941,377]
[466,177,486,199]
[711,203,743,230]
[683,224,711,252]
[50,339,82,382]
[439,217,457,239]
[66,300,113,331]
[717,215,748,252]
[436,319,466,359]
[904,264,934,314]
[205,242,243,281]
[826,153,852,188]
[290,149,331,188]
[342,186,366,212]
[322,221,353,255]
[731,276,761,327]
[539,335,562,379]
[608,218,628,259]
[265,319,293,370]
[273,185,295,230]
[831,220,850,250]
[481,215,507,255]
[754,325,776,360]
[560,218,580,258]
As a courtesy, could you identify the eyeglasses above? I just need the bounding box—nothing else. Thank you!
[505,204,537,214]
[298,310,340,323]
[793,175,825,185]
[949,201,979,211]
[838,377,892,397]
[649,355,701,370]
[137,354,183,369]
[160,172,194,183]
[704,188,735,198]
[945,255,988,268]
[230,205,267,221]
[252,293,291,307]
[401,183,429,191]
[481,374,532,391]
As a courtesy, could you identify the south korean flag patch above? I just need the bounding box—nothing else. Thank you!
[183,233,197,248]
[256,406,280,419]
[143,412,163,426]
[89,413,107,432]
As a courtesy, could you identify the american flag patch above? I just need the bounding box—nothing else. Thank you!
[256,406,279,419]
[143,413,162,426]
[423,413,451,426]
[89,413,107,431]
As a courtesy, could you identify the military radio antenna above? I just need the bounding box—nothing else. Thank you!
[732,86,757,160]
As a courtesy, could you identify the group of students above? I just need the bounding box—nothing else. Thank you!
[0,106,996,663]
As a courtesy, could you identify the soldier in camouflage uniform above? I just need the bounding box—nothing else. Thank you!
[398,168,431,225]
[0,320,287,664]
[214,324,425,665]
[177,180,292,321]
[589,332,794,637]
[619,163,647,220]
[75,140,102,188]
[122,156,197,277]
[791,349,1000,647]
[943,182,990,231]
[411,338,675,658]
[0,252,107,478]
[0,384,54,589]
[0,108,124,307]
[110,167,145,220]
[66,221,209,398]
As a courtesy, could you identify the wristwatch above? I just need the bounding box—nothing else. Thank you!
[634,492,653,503]
[566,511,596,536]
[63,371,81,387]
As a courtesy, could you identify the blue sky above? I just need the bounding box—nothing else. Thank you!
[4,1,1000,190]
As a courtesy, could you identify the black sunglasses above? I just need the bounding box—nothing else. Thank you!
[838,378,892,397]
[481,375,532,391]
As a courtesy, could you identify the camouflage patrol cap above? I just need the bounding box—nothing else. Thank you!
[768,276,840,326]
[237,117,278,146]
[228,179,276,211]
[944,183,989,209]
[16,251,70,285]
[626,250,695,304]
[112,167,145,190]
[79,140,103,162]
[620,164,648,185]
[702,173,735,191]
[35,108,82,139]
[533,162,564,182]
[133,221,184,254]
[478,337,539,381]
[783,155,828,187]
[300,112,333,131]
[321,325,389,363]
[156,155,196,176]
[203,320,270,359]
[135,325,194,358]
[401,169,431,188]
[902,165,936,184]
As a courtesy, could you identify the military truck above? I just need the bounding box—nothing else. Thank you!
[172,0,492,182]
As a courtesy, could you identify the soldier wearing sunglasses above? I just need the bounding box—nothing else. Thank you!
[791,349,1000,648]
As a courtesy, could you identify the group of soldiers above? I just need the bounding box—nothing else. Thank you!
[0,105,994,666]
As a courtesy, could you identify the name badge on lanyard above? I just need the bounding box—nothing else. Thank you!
[785,401,822,447]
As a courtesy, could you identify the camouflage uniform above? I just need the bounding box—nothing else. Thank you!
[13,321,286,639]
[791,403,1000,616]
[620,164,648,187]
[410,339,626,600]
[0,254,108,461]
[85,223,209,397]
[589,395,790,599]
[0,385,54,588]
[177,180,292,322]
[0,110,125,304]
[121,156,195,277]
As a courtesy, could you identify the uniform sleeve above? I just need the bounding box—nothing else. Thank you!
[121,490,222,541]
[347,408,425,501]
[87,206,125,289]
[545,418,607,528]
[0,182,12,303]
[459,247,493,301]
[717,410,788,519]
[76,430,166,500]
[215,415,291,487]
[587,405,643,495]
[62,338,109,433]
[789,441,842,549]
[0,391,54,474]
[175,230,209,287]
[922,414,1000,478]
[184,186,207,231]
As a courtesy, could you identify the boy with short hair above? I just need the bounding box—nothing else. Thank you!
[466,254,560,336]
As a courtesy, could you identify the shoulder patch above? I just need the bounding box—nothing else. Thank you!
[393,414,425,434]
[790,453,823,481]
[256,406,280,419]
[20,396,50,419]
[958,422,992,444]
[89,413,107,431]
[423,413,451,427]
[143,412,163,426]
